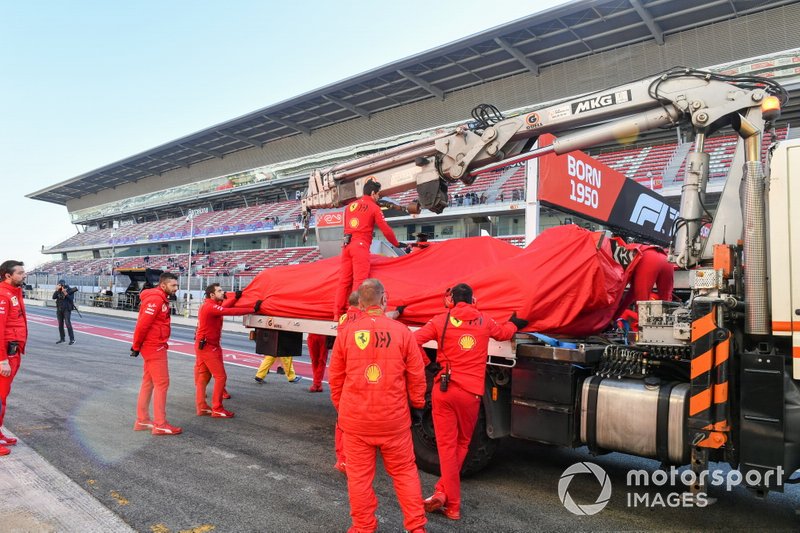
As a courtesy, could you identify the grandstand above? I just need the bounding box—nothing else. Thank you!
[592,127,791,189]
[25,0,800,307]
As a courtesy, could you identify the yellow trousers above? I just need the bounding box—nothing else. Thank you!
[255,356,297,381]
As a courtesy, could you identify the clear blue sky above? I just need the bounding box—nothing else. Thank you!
[0,0,567,268]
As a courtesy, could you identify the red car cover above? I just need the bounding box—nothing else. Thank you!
[240,225,631,336]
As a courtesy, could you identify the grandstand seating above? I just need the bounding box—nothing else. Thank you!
[50,200,303,250]
[35,238,537,277]
[387,166,526,206]
[594,128,788,187]
[34,247,322,277]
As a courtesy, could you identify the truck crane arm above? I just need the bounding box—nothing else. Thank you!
[302,67,785,210]
[302,67,785,271]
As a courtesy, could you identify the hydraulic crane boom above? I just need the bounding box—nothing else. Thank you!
[302,68,785,273]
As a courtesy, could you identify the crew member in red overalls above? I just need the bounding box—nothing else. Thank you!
[0,260,28,456]
[613,239,674,317]
[329,279,427,533]
[131,272,182,436]
[414,283,527,520]
[333,180,404,319]
[306,333,331,393]
[331,291,364,473]
[195,284,262,418]
[622,245,674,307]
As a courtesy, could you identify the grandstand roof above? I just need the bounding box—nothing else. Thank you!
[28,0,796,206]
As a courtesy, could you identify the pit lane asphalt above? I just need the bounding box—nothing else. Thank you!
[5,307,800,532]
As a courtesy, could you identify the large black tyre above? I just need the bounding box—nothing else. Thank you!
[411,401,497,477]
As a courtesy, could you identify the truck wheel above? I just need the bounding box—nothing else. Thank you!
[411,402,497,477]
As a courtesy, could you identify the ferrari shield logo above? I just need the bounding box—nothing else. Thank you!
[365,363,382,383]
[349,202,358,212]
[449,316,462,328]
[354,330,370,350]
[339,313,347,325]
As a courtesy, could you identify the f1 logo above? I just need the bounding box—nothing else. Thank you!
[629,194,677,236]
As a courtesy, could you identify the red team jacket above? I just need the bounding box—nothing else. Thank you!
[196,294,252,347]
[132,287,172,354]
[0,282,27,359]
[344,195,400,247]
[337,305,363,333]
[414,302,517,396]
[329,307,426,436]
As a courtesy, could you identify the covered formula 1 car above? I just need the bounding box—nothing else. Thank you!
[239,224,641,336]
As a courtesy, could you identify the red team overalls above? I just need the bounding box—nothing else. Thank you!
[133,287,174,428]
[616,244,674,315]
[334,195,400,318]
[329,306,427,532]
[0,281,27,449]
[194,294,253,414]
[333,305,364,470]
[414,302,518,518]
[306,333,330,392]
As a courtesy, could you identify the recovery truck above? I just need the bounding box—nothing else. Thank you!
[244,67,800,497]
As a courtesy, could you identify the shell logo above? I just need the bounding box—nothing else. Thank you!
[349,203,359,212]
[365,363,382,383]
[349,218,360,229]
[354,330,370,350]
[458,334,476,350]
[449,316,463,328]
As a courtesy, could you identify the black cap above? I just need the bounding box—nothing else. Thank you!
[58,279,66,285]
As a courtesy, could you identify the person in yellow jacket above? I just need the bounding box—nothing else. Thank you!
[254,354,302,384]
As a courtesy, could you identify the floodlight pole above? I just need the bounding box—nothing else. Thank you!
[110,232,116,294]
[186,213,195,316]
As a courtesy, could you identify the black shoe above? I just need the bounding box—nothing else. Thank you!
[69,340,75,345]
[254,377,265,384]
[56,339,65,344]
[276,367,285,375]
